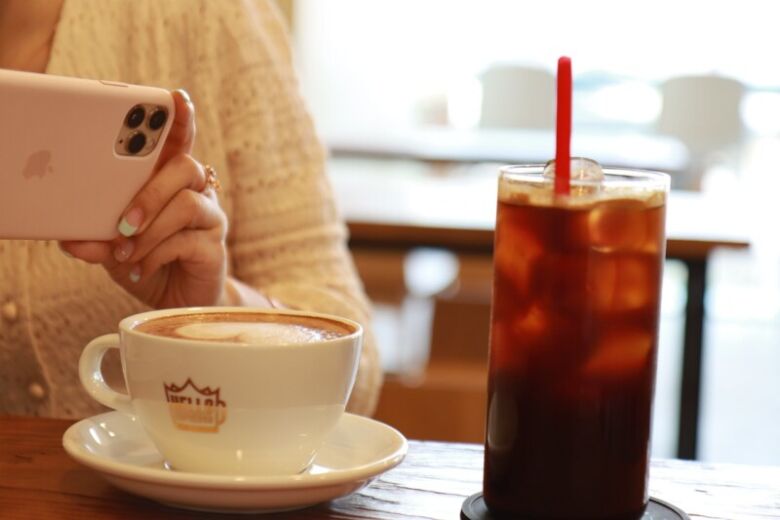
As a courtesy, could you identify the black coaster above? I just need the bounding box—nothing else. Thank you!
[461,493,689,520]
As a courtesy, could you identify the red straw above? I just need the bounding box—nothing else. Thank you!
[555,56,572,195]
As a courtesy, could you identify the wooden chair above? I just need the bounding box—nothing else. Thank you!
[373,254,493,443]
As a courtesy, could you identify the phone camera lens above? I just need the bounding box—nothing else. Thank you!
[126,132,147,154]
[148,109,168,130]
[126,106,145,129]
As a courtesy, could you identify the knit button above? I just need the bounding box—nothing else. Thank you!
[28,382,46,399]
[2,301,18,322]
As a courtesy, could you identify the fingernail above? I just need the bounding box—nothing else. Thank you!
[113,240,134,262]
[118,207,143,237]
[177,89,194,110]
[129,265,141,283]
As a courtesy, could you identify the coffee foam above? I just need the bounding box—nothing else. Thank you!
[499,179,666,209]
[173,321,335,344]
[500,163,668,210]
[135,312,352,344]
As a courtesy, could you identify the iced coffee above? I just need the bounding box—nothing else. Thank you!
[484,159,669,519]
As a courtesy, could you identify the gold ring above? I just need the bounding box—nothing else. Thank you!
[203,164,221,193]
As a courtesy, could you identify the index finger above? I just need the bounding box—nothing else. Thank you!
[156,89,196,167]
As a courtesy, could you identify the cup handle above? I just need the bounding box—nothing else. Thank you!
[79,334,133,415]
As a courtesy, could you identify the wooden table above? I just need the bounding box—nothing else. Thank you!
[330,159,751,460]
[2,416,779,519]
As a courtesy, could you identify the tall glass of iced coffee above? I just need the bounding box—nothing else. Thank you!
[484,158,669,519]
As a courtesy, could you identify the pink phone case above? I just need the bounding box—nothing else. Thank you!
[0,69,174,240]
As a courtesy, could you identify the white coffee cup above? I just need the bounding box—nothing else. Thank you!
[79,307,362,476]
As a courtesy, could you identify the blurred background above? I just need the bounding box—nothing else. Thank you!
[277,0,780,464]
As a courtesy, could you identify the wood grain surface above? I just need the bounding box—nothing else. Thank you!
[1,416,779,519]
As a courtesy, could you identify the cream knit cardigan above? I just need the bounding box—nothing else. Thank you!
[0,0,381,418]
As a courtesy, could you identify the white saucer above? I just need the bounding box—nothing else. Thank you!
[62,410,407,513]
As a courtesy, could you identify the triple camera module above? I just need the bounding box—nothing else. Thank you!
[115,104,168,157]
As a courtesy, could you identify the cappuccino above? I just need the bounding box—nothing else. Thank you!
[135,312,352,345]
[80,307,363,475]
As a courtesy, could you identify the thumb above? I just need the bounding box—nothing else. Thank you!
[157,89,196,166]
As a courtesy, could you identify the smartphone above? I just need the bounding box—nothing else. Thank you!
[0,68,174,240]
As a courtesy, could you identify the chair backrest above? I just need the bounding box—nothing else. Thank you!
[656,74,746,158]
[479,65,555,129]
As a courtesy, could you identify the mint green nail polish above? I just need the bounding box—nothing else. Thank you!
[118,219,137,237]
[118,207,143,237]
[129,266,141,283]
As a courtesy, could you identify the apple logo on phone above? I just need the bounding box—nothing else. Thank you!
[23,150,54,179]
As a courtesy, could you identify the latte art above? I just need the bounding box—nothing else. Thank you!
[173,322,340,344]
[135,311,352,344]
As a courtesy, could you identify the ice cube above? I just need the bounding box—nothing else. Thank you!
[493,211,543,301]
[589,198,650,252]
[582,329,653,379]
[511,303,548,338]
[589,252,657,313]
[488,320,525,371]
[543,157,604,182]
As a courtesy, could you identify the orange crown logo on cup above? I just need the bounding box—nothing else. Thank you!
[163,378,227,433]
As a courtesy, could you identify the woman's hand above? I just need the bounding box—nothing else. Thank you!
[60,90,230,309]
